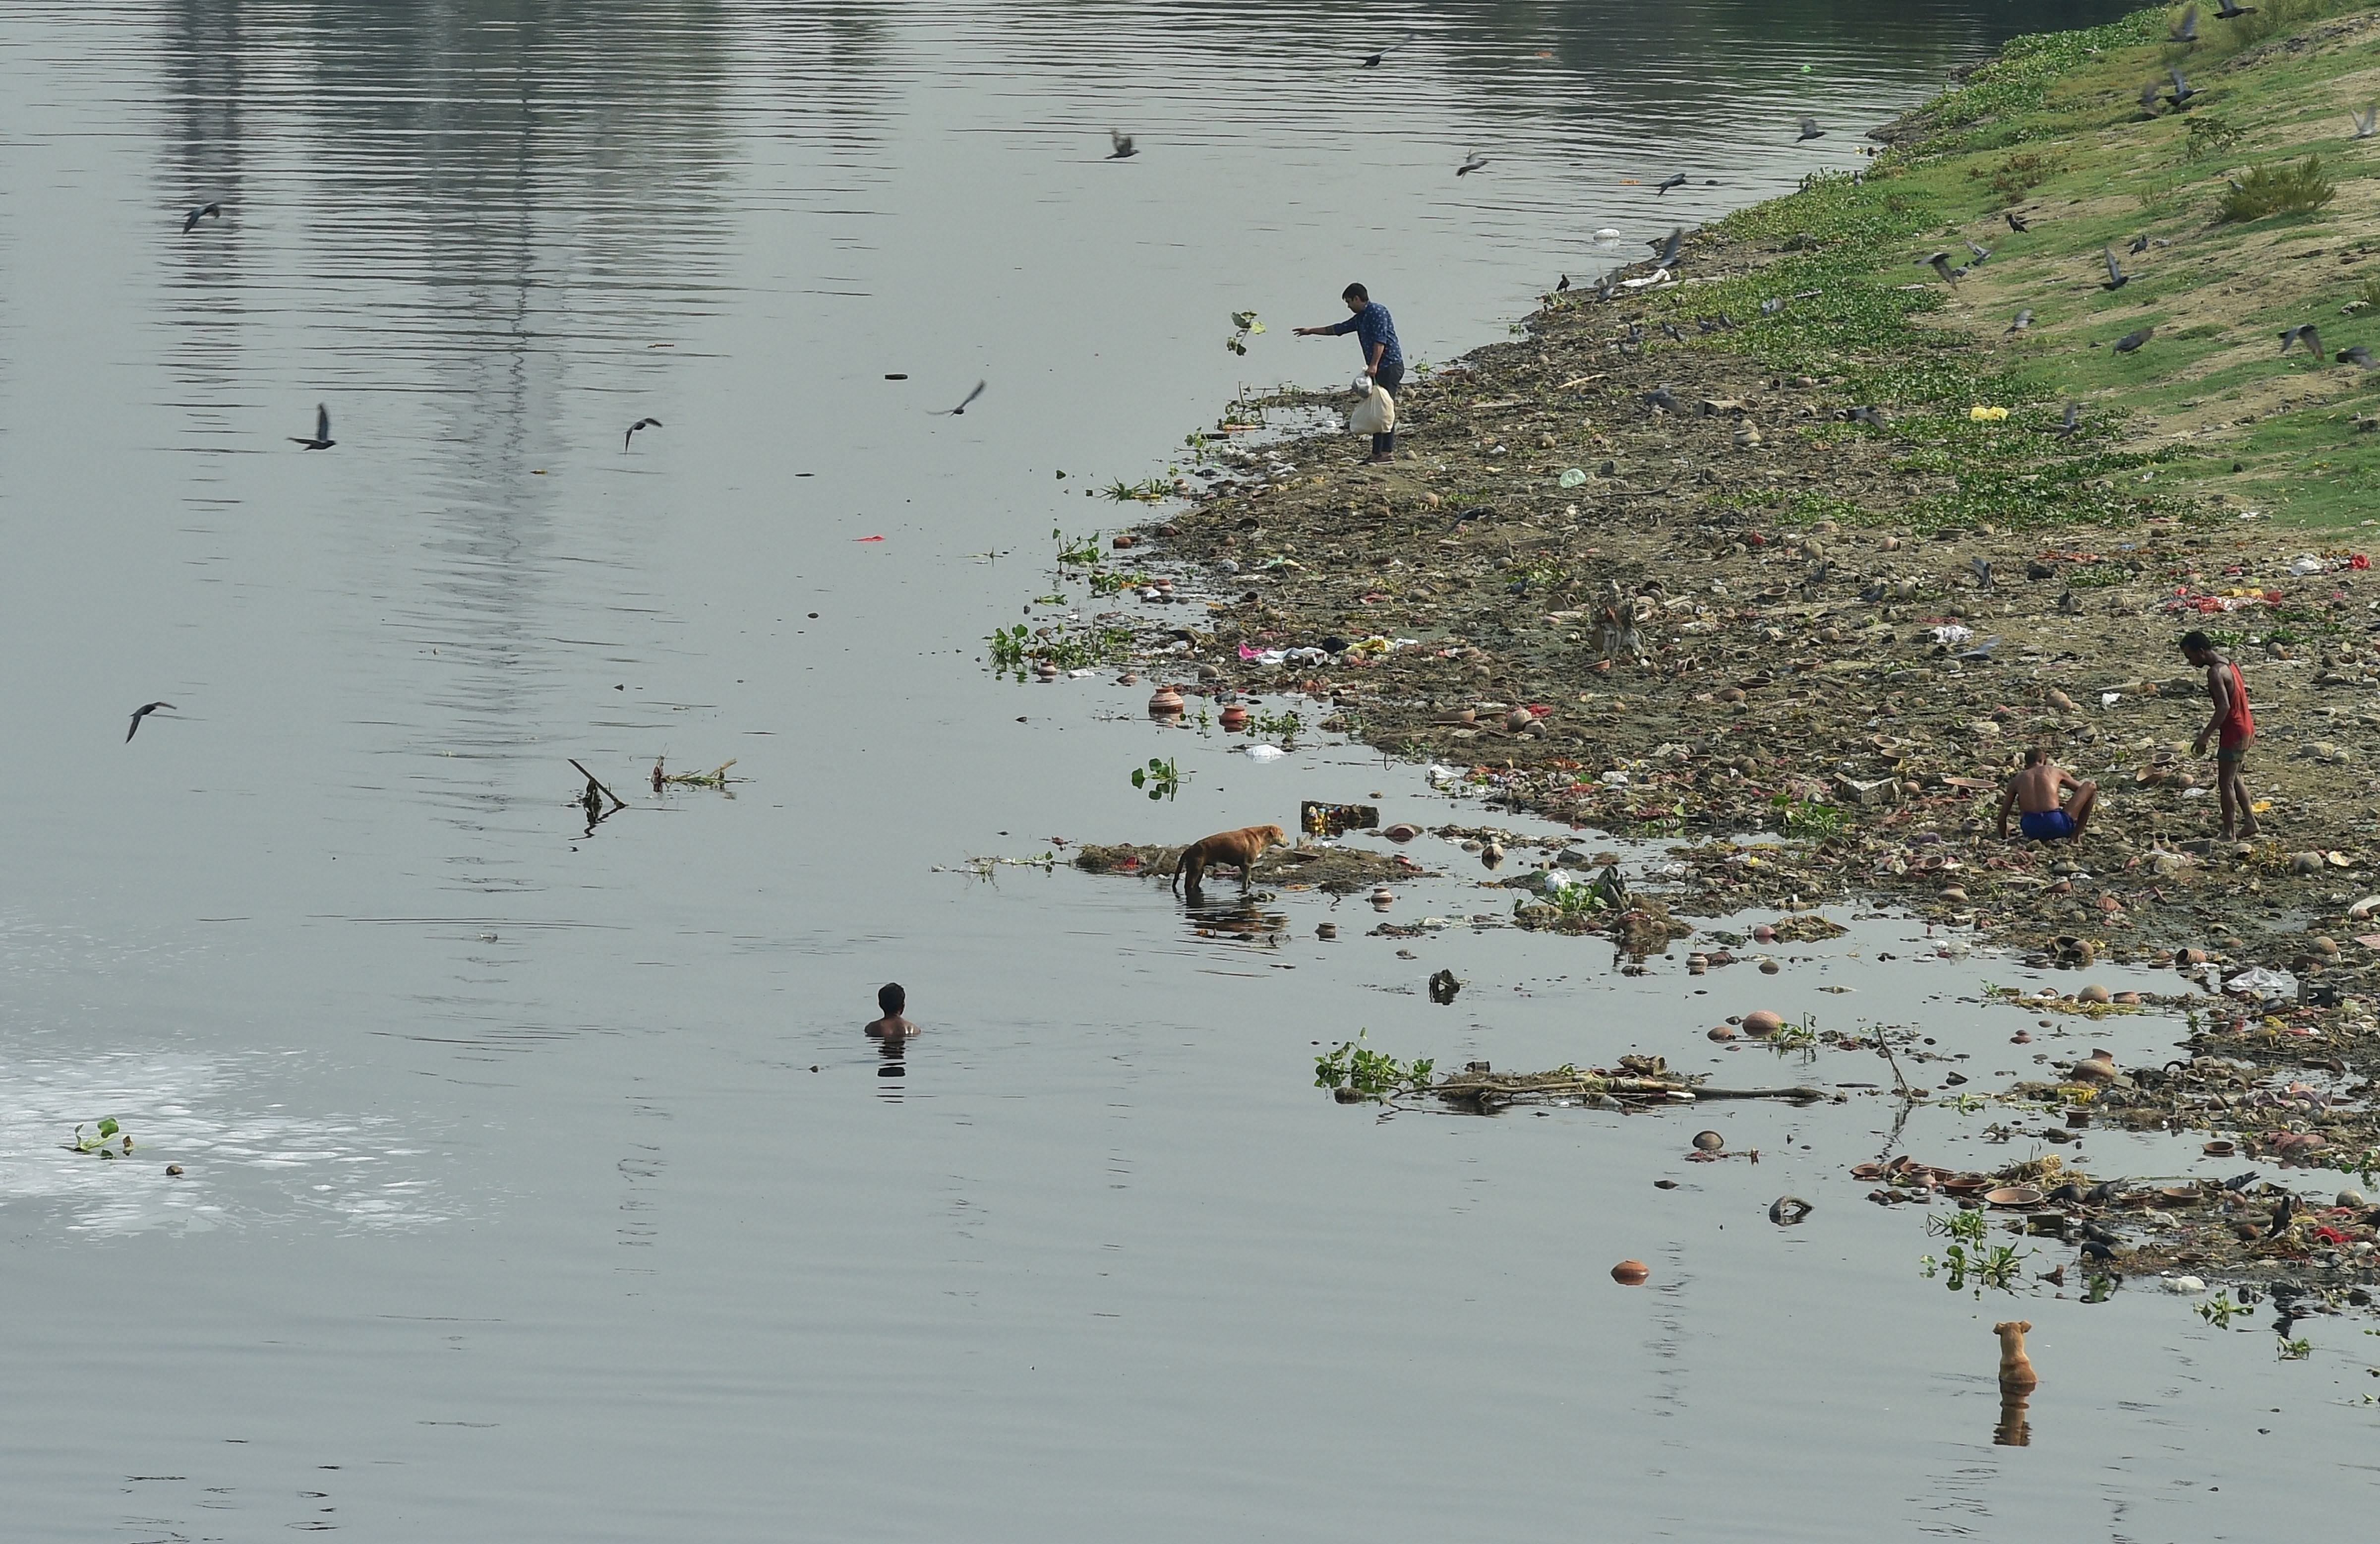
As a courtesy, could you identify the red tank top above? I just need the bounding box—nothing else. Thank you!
[2217,660,2253,743]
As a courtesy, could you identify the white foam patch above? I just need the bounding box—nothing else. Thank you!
[0,1048,449,1237]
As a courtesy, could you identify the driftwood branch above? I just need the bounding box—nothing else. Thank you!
[569,758,628,812]
[1428,1070,1833,1108]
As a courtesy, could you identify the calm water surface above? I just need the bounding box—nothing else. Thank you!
[4,2,2373,1539]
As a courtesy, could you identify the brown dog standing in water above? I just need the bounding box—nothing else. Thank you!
[1171,824,1287,896]
[1993,1320,2039,1392]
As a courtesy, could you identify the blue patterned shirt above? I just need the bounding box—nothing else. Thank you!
[1327,301,1403,372]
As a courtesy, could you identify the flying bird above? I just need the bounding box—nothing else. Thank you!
[1657,226,1683,269]
[2171,4,2199,43]
[2139,80,2166,114]
[2100,246,2130,290]
[1970,558,1995,590]
[939,380,988,416]
[2168,68,2199,107]
[1106,130,1136,160]
[289,403,334,449]
[1456,151,1488,177]
[2114,326,2155,353]
[1796,117,1825,142]
[1359,30,1415,68]
[181,201,221,233]
[125,702,176,742]
[624,416,662,449]
[2215,0,2257,15]
[1655,173,1688,194]
[2053,402,2082,436]
[2281,324,2325,359]
[2008,308,2034,333]
[1923,250,1961,285]
[1966,240,1992,264]
[2353,103,2378,139]
[1848,404,1886,427]
[2005,210,2031,233]
[2339,345,2377,369]
[1594,273,1616,302]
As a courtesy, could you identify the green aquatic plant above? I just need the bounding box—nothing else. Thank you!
[69,1118,132,1156]
[1926,1207,1991,1246]
[1130,757,1182,801]
[1103,477,1174,503]
[1920,1240,2026,1294]
[2279,1336,2314,1361]
[1771,795,1848,841]
[2199,1292,2253,1328]
[1314,1032,1435,1099]
[1053,529,1104,566]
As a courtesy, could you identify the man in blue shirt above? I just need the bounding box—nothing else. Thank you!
[1296,283,1404,464]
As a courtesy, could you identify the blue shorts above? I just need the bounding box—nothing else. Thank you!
[2020,809,2076,841]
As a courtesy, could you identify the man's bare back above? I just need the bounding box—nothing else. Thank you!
[1997,751,2097,842]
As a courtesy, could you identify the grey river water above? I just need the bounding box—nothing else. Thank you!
[5,2,2375,1539]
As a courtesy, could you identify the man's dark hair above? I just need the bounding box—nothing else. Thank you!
[2179,630,2213,654]
[878,982,905,1015]
[2025,747,2047,765]
[1342,283,1369,303]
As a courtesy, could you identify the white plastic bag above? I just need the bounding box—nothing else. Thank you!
[1348,383,1396,436]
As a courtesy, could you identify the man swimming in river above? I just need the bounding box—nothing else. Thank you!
[1996,747,2097,843]
[865,982,920,1038]
[2181,629,2260,841]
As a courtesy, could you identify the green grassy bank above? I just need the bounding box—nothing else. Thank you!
[1645,0,2380,528]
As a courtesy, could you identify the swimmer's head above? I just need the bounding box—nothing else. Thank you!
[878,982,906,1015]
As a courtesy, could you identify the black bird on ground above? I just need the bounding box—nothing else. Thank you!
[1358,30,1415,68]
[2267,1192,2302,1237]
[1554,274,1570,292]
[2171,4,2199,43]
[125,702,176,742]
[2168,67,2200,108]
[289,403,334,449]
[2005,210,2031,233]
[2114,326,2155,354]
[625,416,662,449]
[2281,324,2325,359]
[2100,246,2131,290]
[2215,0,2254,18]
[2057,589,2082,614]
[181,201,221,233]
[2008,308,2034,333]
[2339,345,2377,369]
[2222,1170,2261,1191]
[938,381,988,416]
[1796,117,1824,141]
[1660,321,1684,342]
[1643,386,1678,412]
[1624,322,1646,344]
[2129,232,2151,254]
[2354,103,2379,139]
[1847,404,1886,427]
[1106,130,1136,160]
[1456,151,1488,177]
[1655,172,1688,194]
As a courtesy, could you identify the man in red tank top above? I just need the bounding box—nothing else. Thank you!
[2182,630,2259,841]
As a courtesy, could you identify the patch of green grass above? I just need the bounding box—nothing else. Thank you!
[1314,1031,1435,1100]
[2218,156,2337,222]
